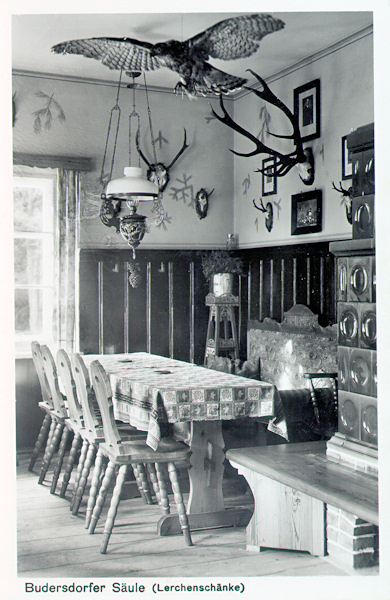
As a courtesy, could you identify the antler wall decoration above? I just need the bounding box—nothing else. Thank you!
[136,128,189,193]
[211,69,315,186]
[332,181,353,224]
[253,198,273,232]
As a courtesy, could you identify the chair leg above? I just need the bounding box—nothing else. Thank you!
[89,459,116,534]
[131,464,147,504]
[28,413,51,472]
[100,464,128,554]
[85,448,105,529]
[40,418,56,468]
[146,463,162,508]
[167,462,193,546]
[70,439,89,511]
[38,422,63,485]
[50,427,71,494]
[137,463,154,504]
[155,463,170,515]
[60,433,82,498]
[72,443,98,515]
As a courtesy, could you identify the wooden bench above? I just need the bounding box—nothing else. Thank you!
[226,441,378,559]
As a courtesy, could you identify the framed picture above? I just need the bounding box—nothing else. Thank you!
[291,190,322,235]
[293,79,321,142]
[342,135,353,179]
[262,157,277,196]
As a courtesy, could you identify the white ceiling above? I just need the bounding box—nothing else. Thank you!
[12,12,373,92]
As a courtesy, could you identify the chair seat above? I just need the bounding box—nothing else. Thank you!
[100,437,191,464]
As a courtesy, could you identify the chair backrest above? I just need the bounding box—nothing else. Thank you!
[89,360,123,451]
[31,341,53,407]
[40,345,68,419]
[70,353,103,437]
[56,349,84,427]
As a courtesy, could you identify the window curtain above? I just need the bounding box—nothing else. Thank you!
[55,169,80,351]
[13,154,92,353]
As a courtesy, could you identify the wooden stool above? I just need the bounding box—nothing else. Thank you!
[88,360,193,553]
[204,293,239,364]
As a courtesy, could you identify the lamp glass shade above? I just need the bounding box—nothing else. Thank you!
[106,166,158,199]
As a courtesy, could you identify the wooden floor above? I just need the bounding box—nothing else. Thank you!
[16,451,379,578]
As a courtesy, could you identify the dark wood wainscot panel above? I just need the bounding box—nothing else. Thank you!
[242,242,335,328]
[78,249,210,364]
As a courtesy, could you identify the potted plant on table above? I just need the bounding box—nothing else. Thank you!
[201,250,244,297]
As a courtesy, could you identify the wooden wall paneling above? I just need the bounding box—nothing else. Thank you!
[78,252,99,353]
[189,261,195,364]
[193,256,210,366]
[295,255,309,307]
[126,257,148,354]
[281,258,285,319]
[150,259,170,357]
[146,261,152,354]
[100,258,125,354]
[168,261,174,358]
[171,255,191,363]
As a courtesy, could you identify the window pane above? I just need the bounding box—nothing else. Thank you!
[14,288,43,333]
[14,238,43,284]
[13,185,44,232]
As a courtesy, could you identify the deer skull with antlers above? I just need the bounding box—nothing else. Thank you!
[211,70,315,186]
[136,129,189,193]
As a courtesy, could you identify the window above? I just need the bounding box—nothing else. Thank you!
[13,167,57,355]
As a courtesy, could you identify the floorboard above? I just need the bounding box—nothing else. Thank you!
[16,451,379,578]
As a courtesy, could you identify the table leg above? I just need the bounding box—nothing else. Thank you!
[158,421,252,536]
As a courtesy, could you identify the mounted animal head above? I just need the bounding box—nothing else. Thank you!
[253,198,273,232]
[211,69,315,186]
[195,188,214,219]
[332,181,353,224]
[136,129,189,192]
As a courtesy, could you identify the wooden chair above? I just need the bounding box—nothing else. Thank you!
[87,359,193,553]
[68,352,149,520]
[29,341,58,473]
[39,345,78,494]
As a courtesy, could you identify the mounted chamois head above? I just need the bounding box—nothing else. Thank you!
[211,69,315,186]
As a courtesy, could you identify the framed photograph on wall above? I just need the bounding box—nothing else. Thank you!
[262,157,277,196]
[342,135,353,179]
[293,79,321,142]
[291,189,322,235]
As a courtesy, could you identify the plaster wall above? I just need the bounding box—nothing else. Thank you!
[231,32,374,248]
[12,74,235,249]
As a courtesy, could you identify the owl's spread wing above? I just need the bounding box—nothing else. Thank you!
[52,37,163,73]
[189,13,285,61]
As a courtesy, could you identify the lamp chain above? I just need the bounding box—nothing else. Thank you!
[100,70,123,189]
[143,72,157,165]
[129,77,141,168]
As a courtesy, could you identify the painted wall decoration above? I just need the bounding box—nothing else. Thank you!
[32,91,66,133]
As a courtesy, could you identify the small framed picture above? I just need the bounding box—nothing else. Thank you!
[291,190,322,235]
[342,135,353,180]
[293,79,321,142]
[262,157,277,196]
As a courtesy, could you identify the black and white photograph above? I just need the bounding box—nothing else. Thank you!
[3,2,390,599]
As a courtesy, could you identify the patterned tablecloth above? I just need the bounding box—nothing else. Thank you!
[83,352,277,450]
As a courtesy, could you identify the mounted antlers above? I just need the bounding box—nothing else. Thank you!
[136,129,189,193]
[211,69,315,186]
[332,181,353,224]
[253,198,273,232]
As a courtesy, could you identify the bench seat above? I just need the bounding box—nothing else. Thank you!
[226,441,378,559]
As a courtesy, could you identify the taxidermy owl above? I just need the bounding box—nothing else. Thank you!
[52,13,285,98]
